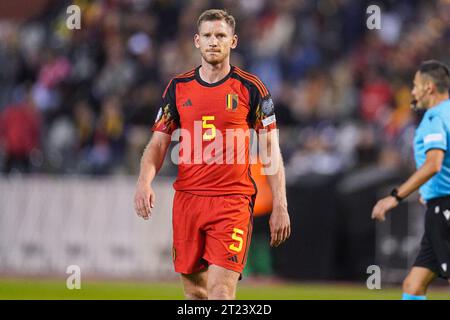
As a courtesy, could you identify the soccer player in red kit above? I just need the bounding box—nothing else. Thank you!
[134,9,291,300]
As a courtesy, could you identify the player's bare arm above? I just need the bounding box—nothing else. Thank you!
[371,148,444,221]
[260,129,291,247]
[134,131,171,220]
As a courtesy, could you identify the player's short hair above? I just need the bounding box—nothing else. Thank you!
[418,60,450,93]
[197,9,236,34]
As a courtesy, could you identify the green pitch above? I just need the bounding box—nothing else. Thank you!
[0,278,449,300]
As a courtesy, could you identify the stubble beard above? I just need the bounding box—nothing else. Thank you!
[417,95,430,110]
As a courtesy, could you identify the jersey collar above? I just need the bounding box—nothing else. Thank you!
[195,65,234,87]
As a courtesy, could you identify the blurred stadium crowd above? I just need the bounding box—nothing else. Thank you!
[0,0,449,177]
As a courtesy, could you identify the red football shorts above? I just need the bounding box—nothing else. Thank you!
[172,191,254,275]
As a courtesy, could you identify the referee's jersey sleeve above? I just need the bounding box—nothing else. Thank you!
[423,115,447,153]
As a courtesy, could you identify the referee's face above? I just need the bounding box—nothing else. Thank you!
[195,20,237,65]
[412,71,431,110]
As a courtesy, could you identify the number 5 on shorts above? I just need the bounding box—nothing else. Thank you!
[229,228,244,253]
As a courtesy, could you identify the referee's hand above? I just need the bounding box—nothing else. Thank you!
[371,196,398,222]
[269,205,291,247]
[134,181,155,220]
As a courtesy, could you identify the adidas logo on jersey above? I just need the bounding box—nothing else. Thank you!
[227,255,238,263]
[183,99,192,107]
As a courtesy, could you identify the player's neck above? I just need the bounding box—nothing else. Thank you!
[199,61,231,84]
[428,93,449,109]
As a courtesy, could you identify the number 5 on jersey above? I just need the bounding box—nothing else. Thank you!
[202,116,216,141]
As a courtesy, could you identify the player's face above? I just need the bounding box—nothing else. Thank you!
[411,71,432,110]
[195,20,237,65]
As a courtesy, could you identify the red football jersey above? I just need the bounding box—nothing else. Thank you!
[152,65,276,196]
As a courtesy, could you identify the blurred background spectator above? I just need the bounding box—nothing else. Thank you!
[0,85,42,173]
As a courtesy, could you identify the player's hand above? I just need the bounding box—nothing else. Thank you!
[371,196,398,222]
[269,205,291,247]
[134,180,155,220]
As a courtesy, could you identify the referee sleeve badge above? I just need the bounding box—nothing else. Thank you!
[424,133,444,144]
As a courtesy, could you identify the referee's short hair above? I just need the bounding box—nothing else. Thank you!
[419,60,450,93]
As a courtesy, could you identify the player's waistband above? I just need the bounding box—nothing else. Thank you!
[426,195,450,208]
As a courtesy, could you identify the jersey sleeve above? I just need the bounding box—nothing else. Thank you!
[151,79,180,135]
[423,115,447,153]
[248,80,277,132]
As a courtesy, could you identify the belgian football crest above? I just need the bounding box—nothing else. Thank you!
[226,93,238,111]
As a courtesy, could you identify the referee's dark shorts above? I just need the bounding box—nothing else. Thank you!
[413,195,450,279]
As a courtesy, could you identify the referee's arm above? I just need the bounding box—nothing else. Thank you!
[371,149,445,221]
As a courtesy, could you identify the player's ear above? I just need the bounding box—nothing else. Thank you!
[231,34,238,49]
[194,34,200,49]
